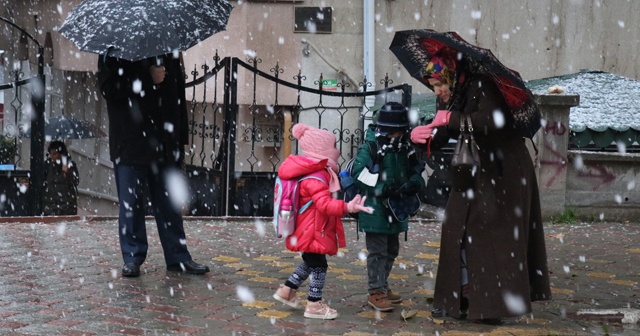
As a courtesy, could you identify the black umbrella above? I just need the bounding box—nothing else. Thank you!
[23,116,106,140]
[390,29,541,139]
[58,0,233,61]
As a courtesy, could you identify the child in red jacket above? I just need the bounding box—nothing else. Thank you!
[272,123,372,319]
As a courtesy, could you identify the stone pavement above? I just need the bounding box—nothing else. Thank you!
[0,215,638,336]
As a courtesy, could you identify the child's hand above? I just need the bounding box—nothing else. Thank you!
[347,195,374,214]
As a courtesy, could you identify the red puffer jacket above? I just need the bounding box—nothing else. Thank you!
[278,155,347,255]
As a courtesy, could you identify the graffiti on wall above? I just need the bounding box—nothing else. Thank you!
[540,143,566,187]
[539,120,618,191]
[577,164,616,191]
[544,121,568,136]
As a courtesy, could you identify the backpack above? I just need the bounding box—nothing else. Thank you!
[273,171,328,238]
[339,142,378,219]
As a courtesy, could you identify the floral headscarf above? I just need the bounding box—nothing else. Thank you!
[422,56,457,89]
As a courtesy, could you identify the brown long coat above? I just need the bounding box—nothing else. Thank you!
[431,75,551,320]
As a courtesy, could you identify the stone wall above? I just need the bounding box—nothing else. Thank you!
[535,94,640,221]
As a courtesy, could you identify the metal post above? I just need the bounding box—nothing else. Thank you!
[402,83,412,110]
[30,46,45,215]
[0,16,45,215]
[222,57,238,216]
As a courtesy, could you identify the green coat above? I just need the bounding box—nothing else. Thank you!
[352,126,425,234]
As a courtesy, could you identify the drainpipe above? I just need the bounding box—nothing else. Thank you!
[363,0,375,129]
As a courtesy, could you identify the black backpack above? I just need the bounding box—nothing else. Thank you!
[339,142,378,219]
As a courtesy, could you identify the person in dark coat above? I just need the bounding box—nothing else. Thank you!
[416,117,452,208]
[98,52,209,278]
[410,55,551,323]
[43,141,79,216]
[352,102,425,312]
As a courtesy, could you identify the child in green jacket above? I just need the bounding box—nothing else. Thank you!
[352,102,425,311]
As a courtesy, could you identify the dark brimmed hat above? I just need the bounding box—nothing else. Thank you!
[374,102,409,135]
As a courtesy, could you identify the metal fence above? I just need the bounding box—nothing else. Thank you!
[184,55,412,216]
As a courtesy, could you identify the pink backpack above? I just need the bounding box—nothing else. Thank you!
[273,171,327,238]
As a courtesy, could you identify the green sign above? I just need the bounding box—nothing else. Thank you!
[322,79,338,91]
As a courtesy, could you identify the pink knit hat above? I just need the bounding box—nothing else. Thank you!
[292,124,340,174]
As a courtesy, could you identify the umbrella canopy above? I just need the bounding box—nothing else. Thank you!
[23,116,106,140]
[390,29,541,139]
[59,0,233,61]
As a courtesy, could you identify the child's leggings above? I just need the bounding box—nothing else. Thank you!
[285,252,328,302]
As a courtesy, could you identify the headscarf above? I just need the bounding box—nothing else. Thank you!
[422,56,457,89]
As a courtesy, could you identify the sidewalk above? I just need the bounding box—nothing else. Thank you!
[0,216,638,335]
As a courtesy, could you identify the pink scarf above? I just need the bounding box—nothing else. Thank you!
[324,166,341,193]
[305,152,341,193]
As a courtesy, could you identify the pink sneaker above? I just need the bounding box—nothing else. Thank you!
[272,285,300,308]
[304,301,338,319]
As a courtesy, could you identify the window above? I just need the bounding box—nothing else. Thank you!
[294,7,332,33]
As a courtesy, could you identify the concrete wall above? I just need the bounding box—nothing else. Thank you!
[566,151,640,221]
[534,94,578,218]
[535,93,640,221]
[5,0,640,97]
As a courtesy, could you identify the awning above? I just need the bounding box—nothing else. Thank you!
[527,70,640,148]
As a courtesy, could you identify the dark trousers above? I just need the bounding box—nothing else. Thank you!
[115,164,191,266]
[365,232,400,293]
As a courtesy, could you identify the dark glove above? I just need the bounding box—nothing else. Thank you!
[378,184,393,198]
[413,159,426,175]
[396,181,421,195]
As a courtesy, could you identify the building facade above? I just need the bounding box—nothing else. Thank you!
[1,0,638,215]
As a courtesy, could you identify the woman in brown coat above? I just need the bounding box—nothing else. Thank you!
[410,55,551,323]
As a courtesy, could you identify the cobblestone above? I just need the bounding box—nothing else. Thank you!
[0,216,638,335]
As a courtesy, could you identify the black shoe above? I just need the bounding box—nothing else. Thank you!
[167,260,210,274]
[122,263,141,277]
[431,308,446,317]
[461,297,469,311]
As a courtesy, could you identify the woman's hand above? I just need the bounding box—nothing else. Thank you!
[410,125,434,144]
[431,110,452,127]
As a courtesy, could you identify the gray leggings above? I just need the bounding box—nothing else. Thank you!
[365,232,400,294]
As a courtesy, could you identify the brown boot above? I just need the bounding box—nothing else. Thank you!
[368,289,394,311]
[386,289,403,304]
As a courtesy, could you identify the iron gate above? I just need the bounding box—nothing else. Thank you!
[0,16,46,216]
[184,55,412,217]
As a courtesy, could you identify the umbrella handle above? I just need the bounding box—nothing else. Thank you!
[103,46,115,62]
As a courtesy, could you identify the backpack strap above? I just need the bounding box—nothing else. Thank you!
[366,141,378,163]
[356,142,379,241]
[297,171,329,214]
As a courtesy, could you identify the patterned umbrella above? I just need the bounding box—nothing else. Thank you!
[59,0,233,61]
[390,29,541,139]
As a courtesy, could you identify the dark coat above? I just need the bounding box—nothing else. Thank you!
[43,158,79,215]
[417,124,451,208]
[431,75,551,320]
[352,125,425,234]
[97,54,188,165]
